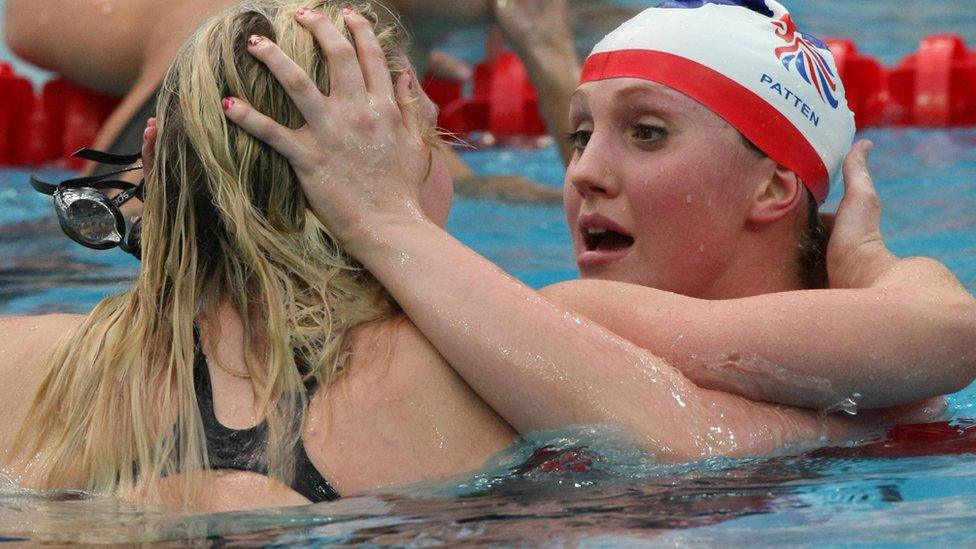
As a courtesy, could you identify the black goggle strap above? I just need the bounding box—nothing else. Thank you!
[71,148,142,166]
[103,180,144,208]
[29,147,142,196]
[31,164,143,190]
[29,175,61,196]
[29,175,141,200]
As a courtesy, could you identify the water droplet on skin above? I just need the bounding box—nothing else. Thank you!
[699,244,705,253]
[686,194,693,204]
[821,392,862,416]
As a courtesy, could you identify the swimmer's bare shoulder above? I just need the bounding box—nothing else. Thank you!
[0,314,84,469]
[161,316,516,510]
[309,316,516,495]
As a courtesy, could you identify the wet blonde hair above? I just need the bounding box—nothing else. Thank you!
[19,0,409,502]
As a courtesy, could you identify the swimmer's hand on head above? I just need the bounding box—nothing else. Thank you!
[823,141,898,288]
[224,7,429,245]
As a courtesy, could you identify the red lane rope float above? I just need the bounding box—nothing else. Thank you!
[421,34,976,142]
[424,50,545,143]
[824,38,894,127]
[808,420,976,459]
[888,34,976,127]
[0,63,120,168]
[3,33,976,168]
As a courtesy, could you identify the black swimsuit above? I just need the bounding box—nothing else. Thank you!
[193,344,340,503]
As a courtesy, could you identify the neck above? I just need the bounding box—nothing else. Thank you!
[697,212,807,300]
[198,301,248,376]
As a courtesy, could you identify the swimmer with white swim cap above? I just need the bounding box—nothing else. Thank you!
[222,0,975,456]
[564,0,856,296]
[581,0,855,203]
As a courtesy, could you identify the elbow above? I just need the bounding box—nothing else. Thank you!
[937,294,976,394]
[957,295,976,388]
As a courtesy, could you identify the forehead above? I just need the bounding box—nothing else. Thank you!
[572,78,732,129]
[572,78,707,114]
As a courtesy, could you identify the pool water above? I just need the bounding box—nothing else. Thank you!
[2,0,976,545]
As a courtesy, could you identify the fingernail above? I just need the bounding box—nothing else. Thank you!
[296,6,310,17]
[222,97,235,110]
[131,215,141,224]
[406,69,414,90]
[143,126,151,143]
[248,35,264,47]
[341,3,353,15]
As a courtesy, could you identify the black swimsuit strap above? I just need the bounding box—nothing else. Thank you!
[193,343,339,503]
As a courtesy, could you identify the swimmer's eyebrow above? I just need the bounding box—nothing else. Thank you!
[569,90,590,114]
[613,81,683,104]
[612,82,672,102]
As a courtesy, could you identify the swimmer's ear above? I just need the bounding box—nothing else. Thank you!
[746,164,804,225]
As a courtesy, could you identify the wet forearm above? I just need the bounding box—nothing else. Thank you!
[542,268,976,410]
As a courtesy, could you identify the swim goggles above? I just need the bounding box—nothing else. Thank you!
[30,148,144,259]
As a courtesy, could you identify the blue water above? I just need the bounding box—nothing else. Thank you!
[2,0,976,545]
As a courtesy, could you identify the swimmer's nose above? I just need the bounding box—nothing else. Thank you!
[568,139,620,200]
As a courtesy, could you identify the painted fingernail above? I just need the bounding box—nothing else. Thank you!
[248,35,264,47]
[341,3,353,15]
[406,69,414,90]
[222,97,235,110]
[296,6,310,17]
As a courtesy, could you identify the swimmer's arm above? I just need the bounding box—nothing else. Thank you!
[540,268,975,411]
[445,147,563,203]
[491,0,580,166]
[4,0,151,93]
[5,0,236,95]
[0,314,84,478]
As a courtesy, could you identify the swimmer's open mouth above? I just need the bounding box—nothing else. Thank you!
[583,228,634,251]
[579,215,634,253]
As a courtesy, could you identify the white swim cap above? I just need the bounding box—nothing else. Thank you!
[581,0,856,203]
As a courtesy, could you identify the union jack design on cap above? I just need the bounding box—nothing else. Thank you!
[773,14,840,109]
[581,0,856,204]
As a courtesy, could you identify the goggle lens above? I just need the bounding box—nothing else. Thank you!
[55,188,122,246]
[31,148,144,258]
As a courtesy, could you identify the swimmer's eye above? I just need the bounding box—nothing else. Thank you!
[566,130,591,151]
[632,124,667,143]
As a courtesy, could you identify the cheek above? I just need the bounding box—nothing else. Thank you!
[563,179,581,242]
[629,163,737,248]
